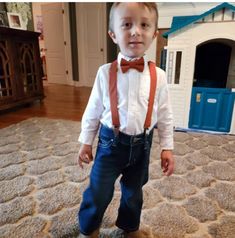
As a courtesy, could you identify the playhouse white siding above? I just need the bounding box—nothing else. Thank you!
[165,11,235,133]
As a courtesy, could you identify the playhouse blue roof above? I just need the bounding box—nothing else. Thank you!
[163,2,235,38]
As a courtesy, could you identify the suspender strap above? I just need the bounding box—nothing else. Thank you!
[109,60,157,133]
[109,60,120,129]
[144,61,157,129]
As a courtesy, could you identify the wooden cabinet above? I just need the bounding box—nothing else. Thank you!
[0,27,44,111]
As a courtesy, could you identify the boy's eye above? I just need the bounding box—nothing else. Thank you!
[122,22,132,28]
[141,23,149,28]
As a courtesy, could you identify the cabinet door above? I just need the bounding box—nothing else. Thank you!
[15,38,42,98]
[0,27,43,111]
[0,36,16,104]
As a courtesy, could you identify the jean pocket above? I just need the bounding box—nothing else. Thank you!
[98,137,114,149]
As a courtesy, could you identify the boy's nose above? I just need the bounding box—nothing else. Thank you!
[131,26,141,36]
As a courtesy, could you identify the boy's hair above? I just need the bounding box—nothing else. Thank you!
[109,2,159,32]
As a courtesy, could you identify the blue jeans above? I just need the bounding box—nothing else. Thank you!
[78,124,153,235]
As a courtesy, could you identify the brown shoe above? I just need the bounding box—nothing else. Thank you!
[126,230,149,238]
[78,229,99,238]
[125,230,142,238]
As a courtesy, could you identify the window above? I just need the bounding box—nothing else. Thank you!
[167,51,174,84]
[166,50,182,84]
[174,51,182,84]
[160,49,167,71]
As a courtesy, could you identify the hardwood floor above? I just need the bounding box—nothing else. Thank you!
[0,82,92,129]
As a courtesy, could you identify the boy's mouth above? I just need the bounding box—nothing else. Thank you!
[129,42,143,45]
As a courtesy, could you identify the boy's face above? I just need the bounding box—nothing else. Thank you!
[109,3,158,58]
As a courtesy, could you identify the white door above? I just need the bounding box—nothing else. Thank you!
[42,3,67,84]
[76,3,106,86]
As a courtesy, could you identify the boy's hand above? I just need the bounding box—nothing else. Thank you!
[77,144,93,169]
[161,150,174,176]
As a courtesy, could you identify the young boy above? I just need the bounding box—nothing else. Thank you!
[77,3,174,238]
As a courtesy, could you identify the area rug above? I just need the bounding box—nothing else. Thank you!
[0,117,235,238]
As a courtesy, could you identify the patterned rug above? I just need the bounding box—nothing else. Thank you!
[0,117,235,238]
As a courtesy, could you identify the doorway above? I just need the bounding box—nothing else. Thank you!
[193,42,231,88]
[189,40,235,132]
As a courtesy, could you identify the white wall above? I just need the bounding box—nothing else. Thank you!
[32,2,53,52]
[32,3,44,51]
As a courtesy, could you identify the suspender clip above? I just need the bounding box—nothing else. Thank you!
[113,125,120,137]
[144,128,150,150]
[144,128,150,135]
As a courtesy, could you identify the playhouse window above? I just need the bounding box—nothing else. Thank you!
[167,50,182,84]
[175,51,182,84]
[160,49,167,71]
[167,51,174,83]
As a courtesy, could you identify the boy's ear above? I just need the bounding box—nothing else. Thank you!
[108,31,117,44]
[153,30,159,39]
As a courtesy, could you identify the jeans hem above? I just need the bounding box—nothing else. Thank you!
[115,223,139,233]
[79,229,95,236]
[79,231,89,236]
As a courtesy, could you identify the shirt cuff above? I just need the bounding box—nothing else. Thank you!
[160,137,174,151]
[78,131,97,145]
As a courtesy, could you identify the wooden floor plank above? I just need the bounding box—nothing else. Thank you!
[0,83,92,129]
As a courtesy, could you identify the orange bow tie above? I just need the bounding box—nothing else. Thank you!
[120,57,145,73]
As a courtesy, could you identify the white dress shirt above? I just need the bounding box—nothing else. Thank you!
[79,52,174,150]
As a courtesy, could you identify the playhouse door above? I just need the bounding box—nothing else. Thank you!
[189,87,235,132]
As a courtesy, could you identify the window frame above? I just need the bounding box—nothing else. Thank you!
[165,48,184,85]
